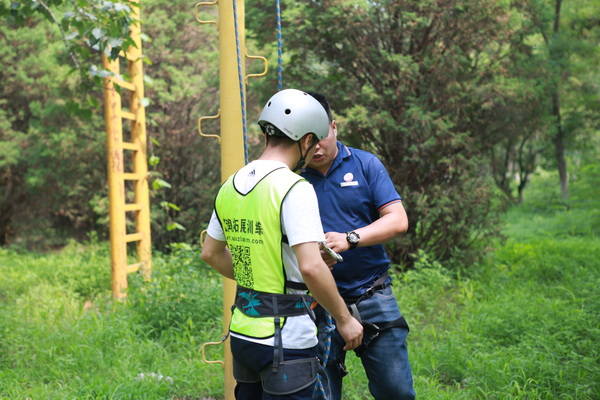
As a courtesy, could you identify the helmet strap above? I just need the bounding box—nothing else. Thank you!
[292,136,318,172]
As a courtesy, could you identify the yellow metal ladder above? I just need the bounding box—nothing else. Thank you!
[102,0,152,299]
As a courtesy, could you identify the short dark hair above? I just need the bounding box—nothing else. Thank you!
[265,132,319,148]
[264,132,296,147]
[307,92,332,122]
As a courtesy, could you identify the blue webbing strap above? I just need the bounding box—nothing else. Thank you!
[314,313,335,399]
[275,0,283,90]
[232,0,249,164]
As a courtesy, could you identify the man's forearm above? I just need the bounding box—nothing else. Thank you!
[355,211,407,247]
[207,251,235,279]
[201,236,235,279]
[326,202,408,252]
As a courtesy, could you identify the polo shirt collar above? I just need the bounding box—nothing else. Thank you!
[328,141,352,175]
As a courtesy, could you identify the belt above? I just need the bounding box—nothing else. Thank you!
[342,272,390,305]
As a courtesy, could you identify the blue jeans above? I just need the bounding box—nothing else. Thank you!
[313,286,415,400]
[231,336,317,400]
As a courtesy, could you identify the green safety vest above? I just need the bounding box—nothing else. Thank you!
[215,166,305,339]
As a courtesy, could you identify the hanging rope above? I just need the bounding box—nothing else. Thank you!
[232,0,249,164]
[314,313,335,399]
[275,0,284,90]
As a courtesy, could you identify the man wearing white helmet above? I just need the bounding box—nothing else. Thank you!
[202,89,363,400]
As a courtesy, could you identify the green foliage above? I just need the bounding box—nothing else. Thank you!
[0,242,224,399]
[408,218,597,397]
[248,0,510,266]
[516,0,600,198]
[0,12,107,247]
[140,0,221,249]
[1,0,137,76]
[246,0,600,266]
[503,163,600,241]
[0,0,222,250]
[2,0,597,265]
[127,244,222,338]
[1,172,599,398]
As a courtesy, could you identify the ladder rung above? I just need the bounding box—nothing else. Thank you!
[113,78,136,92]
[127,262,143,274]
[121,110,136,120]
[122,142,139,151]
[123,173,142,181]
[124,203,142,212]
[125,233,143,242]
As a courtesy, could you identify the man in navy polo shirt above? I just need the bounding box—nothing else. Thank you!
[302,93,415,400]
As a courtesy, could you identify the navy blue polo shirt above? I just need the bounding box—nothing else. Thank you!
[301,141,402,297]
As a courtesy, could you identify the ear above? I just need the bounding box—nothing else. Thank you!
[300,133,316,149]
[331,120,337,137]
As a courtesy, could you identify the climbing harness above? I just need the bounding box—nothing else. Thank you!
[314,272,411,398]
[231,286,321,395]
[344,272,410,356]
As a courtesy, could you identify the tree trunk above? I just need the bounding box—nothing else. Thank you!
[552,92,569,199]
[551,0,568,200]
[0,205,12,246]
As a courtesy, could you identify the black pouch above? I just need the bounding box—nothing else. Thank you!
[260,357,319,395]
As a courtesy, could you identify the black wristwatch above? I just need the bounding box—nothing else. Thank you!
[346,231,360,249]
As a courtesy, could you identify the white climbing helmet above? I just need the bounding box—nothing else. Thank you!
[258,89,330,141]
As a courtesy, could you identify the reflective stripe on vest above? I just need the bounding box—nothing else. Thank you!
[215,166,304,339]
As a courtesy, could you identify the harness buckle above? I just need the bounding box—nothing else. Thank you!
[363,322,381,344]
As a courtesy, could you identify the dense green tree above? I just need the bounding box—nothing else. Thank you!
[0,1,223,249]
[520,0,600,199]
[0,17,106,246]
[247,0,516,265]
[140,0,221,249]
[2,0,597,258]
[1,0,137,79]
[473,7,551,203]
[0,0,141,246]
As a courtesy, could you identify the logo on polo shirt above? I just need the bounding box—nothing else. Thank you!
[340,172,359,187]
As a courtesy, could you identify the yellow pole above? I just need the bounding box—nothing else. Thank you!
[219,0,246,398]
[103,55,128,299]
[128,0,152,280]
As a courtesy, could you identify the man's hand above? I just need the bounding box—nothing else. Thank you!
[324,231,350,253]
[294,241,362,350]
[336,314,364,351]
[319,242,338,269]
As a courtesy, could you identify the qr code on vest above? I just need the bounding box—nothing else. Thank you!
[230,245,254,288]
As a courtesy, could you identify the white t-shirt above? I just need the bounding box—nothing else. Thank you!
[207,160,325,349]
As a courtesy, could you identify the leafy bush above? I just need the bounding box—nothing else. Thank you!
[0,16,107,248]
[127,243,223,338]
[0,243,224,399]
[248,0,508,267]
[503,164,600,241]
[0,0,223,251]
[570,162,600,211]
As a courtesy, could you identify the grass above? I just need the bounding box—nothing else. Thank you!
[0,167,599,399]
[340,168,600,399]
[0,244,224,399]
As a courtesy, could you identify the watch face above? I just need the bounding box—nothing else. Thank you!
[347,232,359,244]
